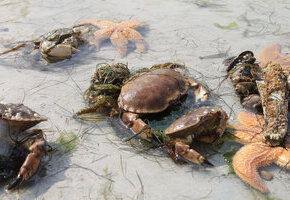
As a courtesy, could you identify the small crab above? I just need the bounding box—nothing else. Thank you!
[157,107,228,165]
[0,26,87,63]
[76,63,131,117]
[0,103,48,191]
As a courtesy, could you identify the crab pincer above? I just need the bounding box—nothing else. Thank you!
[0,103,48,191]
[6,132,47,191]
[164,107,228,166]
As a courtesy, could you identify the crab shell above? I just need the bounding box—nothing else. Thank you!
[165,107,228,139]
[38,28,83,61]
[118,68,189,113]
[0,103,47,132]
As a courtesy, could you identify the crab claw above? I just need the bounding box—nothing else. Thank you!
[6,137,47,191]
[233,142,290,193]
[6,174,23,191]
[174,142,213,167]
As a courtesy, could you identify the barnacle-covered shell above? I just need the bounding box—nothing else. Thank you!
[0,103,47,131]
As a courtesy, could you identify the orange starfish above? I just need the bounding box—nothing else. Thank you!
[259,43,290,73]
[230,111,290,193]
[82,19,146,57]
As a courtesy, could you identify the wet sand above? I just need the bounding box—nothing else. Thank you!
[0,0,290,199]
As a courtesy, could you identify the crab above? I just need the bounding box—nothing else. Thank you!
[0,103,48,191]
[156,106,228,165]
[78,62,229,165]
[118,63,209,142]
[0,25,87,63]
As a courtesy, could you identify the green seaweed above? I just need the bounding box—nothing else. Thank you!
[152,129,166,144]
[213,22,238,29]
[224,127,237,141]
[54,131,78,153]
[223,146,238,174]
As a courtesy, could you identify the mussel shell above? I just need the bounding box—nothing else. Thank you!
[224,51,255,72]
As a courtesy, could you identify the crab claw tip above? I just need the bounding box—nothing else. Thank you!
[202,159,214,167]
[6,174,23,191]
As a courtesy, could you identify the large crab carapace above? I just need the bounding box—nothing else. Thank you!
[0,103,48,191]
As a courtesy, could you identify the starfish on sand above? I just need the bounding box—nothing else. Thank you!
[259,43,290,72]
[82,19,146,57]
[230,111,290,193]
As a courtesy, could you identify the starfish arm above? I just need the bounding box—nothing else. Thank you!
[82,19,116,29]
[127,28,146,53]
[119,20,142,28]
[259,43,281,64]
[275,147,290,169]
[233,142,284,193]
[259,43,290,69]
[237,111,265,127]
[110,30,128,57]
[92,28,114,50]
[229,124,264,144]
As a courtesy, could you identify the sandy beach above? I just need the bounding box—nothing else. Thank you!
[0,0,290,199]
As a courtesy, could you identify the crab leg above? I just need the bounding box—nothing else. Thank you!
[121,112,153,141]
[76,95,117,115]
[173,142,213,166]
[6,133,47,191]
[187,78,209,102]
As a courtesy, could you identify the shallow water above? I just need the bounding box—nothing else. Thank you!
[0,0,290,199]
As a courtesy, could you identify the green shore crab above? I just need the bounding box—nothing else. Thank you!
[0,25,88,63]
[77,63,228,165]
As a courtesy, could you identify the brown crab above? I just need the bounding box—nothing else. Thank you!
[159,107,228,165]
[77,63,225,165]
[118,63,209,140]
[0,103,48,191]
[117,63,228,165]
